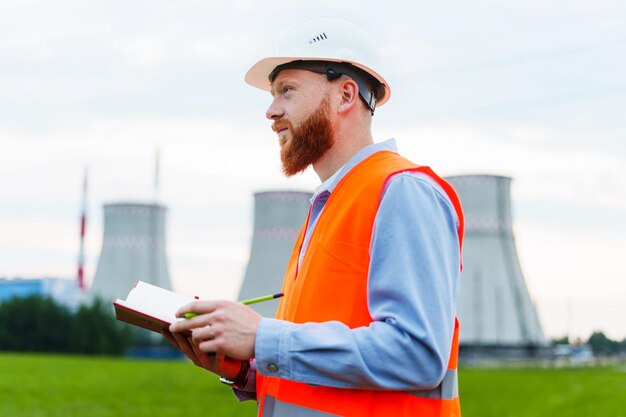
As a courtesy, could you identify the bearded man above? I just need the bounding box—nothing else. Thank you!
[164,18,464,417]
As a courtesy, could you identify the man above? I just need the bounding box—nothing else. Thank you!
[163,18,464,417]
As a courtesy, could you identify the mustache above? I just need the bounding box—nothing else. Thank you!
[272,120,291,133]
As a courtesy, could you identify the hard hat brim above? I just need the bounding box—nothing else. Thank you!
[245,57,391,107]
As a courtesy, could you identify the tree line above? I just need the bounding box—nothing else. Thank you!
[552,333,626,356]
[0,295,136,355]
[586,332,626,356]
[2,294,625,357]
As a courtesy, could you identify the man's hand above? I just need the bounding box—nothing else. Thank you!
[161,330,242,379]
[169,300,262,361]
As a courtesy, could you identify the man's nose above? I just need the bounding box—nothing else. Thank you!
[266,99,284,120]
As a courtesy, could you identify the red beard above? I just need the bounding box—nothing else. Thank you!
[279,97,335,177]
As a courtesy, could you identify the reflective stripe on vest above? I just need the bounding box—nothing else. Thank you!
[261,370,458,417]
[409,369,459,401]
[257,151,464,417]
[262,395,340,417]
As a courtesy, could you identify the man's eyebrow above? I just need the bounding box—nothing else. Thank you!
[270,78,296,96]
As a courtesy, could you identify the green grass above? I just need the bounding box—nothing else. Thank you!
[1,353,624,417]
[460,365,626,417]
[0,353,257,417]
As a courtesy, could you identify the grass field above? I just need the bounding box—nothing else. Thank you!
[0,353,257,417]
[460,365,626,417]
[0,353,624,417]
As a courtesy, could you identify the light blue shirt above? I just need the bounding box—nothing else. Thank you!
[239,139,461,397]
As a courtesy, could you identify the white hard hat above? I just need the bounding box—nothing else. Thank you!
[245,18,391,111]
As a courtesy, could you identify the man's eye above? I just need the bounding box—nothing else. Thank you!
[282,86,293,94]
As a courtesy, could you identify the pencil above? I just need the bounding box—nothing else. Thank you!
[184,293,284,319]
[241,292,284,305]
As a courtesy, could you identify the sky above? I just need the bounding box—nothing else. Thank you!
[1,0,625,341]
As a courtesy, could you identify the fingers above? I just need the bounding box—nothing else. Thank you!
[189,325,222,355]
[170,318,224,356]
[175,300,219,319]
[190,338,214,369]
[168,300,260,360]
[190,323,215,345]
[172,332,199,365]
[164,326,243,379]
[170,300,221,333]
[162,330,221,372]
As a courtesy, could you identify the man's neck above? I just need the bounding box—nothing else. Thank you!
[313,133,374,182]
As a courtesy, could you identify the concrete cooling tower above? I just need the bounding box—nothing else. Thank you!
[239,191,312,317]
[445,175,546,352]
[91,203,171,301]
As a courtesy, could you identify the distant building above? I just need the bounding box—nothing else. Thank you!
[0,277,85,310]
[553,344,594,364]
[91,202,172,302]
[238,175,548,360]
[239,191,312,317]
[446,175,547,356]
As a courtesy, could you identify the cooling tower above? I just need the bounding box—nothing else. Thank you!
[239,191,312,317]
[445,175,546,350]
[91,203,171,301]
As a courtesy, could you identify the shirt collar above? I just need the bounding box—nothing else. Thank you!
[310,138,398,203]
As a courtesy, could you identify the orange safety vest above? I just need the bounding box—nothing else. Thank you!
[256,150,464,417]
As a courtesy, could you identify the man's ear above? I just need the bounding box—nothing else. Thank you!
[337,78,359,114]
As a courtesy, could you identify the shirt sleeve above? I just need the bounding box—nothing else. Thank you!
[254,172,461,390]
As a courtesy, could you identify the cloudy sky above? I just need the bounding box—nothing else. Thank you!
[1,0,624,341]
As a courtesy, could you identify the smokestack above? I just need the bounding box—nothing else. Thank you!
[77,168,88,291]
[445,175,546,349]
[91,202,171,301]
[239,191,312,317]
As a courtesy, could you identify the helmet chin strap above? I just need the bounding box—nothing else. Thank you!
[269,60,382,115]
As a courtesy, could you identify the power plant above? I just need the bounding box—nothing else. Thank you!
[446,175,546,354]
[238,191,312,317]
[237,176,547,357]
[90,203,172,302]
[7,168,546,359]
